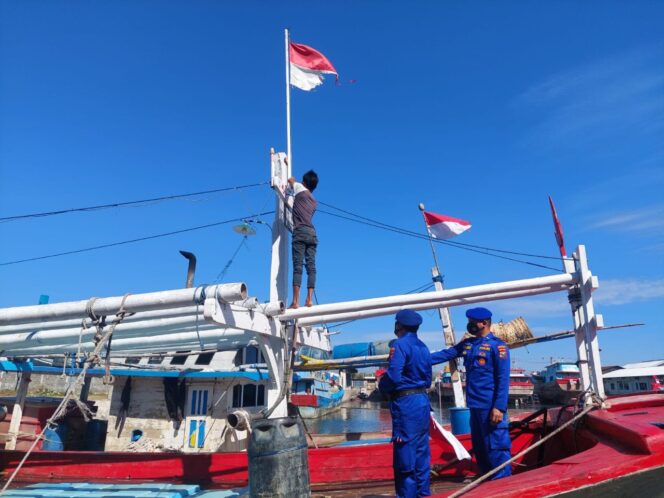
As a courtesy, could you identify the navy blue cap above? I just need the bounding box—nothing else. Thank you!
[395,309,423,327]
[465,307,492,320]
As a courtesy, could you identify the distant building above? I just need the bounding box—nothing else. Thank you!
[603,360,664,396]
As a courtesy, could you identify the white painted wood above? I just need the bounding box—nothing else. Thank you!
[0,306,203,334]
[269,150,290,304]
[564,251,592,393]
[0,284,247,326]
[431,267,466,408]
[2,326,250,355]
[576,245,605,404]
[282,273,576,321]
[256,333,288,418]
[295,285,573,326]
[5,372,30,450]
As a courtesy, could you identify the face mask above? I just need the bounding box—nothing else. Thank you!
[466,323,480,335]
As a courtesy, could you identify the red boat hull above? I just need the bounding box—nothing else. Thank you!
[1,394,663,497]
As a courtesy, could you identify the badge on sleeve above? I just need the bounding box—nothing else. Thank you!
[497,345,507,359]
[389,347,396,361]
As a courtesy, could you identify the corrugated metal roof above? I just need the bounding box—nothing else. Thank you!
[621,359,664,369]
[603,366,664,378]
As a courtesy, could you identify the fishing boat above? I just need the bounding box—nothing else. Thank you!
[290,371,344,419]
[532,362,582,405]
[433,368,534,408]
[1,152,662,495]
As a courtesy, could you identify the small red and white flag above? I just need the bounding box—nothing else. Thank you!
[289,42,338,91]
[424,211,472,240]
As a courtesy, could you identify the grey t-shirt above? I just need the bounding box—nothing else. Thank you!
[291,182,317,230]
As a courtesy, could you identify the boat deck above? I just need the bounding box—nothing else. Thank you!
[312,478,467,497]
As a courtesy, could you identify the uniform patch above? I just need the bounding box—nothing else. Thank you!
[464,344,472,350]
[477,357,486,366]
[389,347,396,361]
[497,344,507,359]
[479,345,491,351]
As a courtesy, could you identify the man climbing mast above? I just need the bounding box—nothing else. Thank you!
[288,169,319,308]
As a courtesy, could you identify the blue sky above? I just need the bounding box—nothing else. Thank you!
[1,1,663,373]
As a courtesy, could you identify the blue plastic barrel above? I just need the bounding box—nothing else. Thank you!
[43,424,68,451]
[449,407,471,435]
[84,419,108,451]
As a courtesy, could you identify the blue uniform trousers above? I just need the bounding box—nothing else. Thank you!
[469,408,512,479]
[391,394,431,497]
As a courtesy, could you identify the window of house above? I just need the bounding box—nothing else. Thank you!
[195,352,215,365]
[639,383,647,390]
[233,347,266,366]
[125,357,141,365]
[170,351,190,366]
[232,383,266,408]
[610,383,615,390]
[148,355,165,365]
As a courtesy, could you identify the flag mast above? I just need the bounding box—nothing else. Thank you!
[418,203,466,409]
[284,28,292,176]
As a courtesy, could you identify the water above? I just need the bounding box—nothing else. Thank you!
[309,399,541,434]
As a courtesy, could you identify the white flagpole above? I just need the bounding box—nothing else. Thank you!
[285,28,292,177]
[419,203,466,409]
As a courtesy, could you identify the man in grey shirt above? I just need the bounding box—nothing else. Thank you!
[288,170,319,308]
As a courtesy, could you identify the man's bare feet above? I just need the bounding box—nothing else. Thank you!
[288,303,299,309]
[304,301,313,307]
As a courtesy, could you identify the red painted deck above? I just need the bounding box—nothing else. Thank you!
[1,393,662,496]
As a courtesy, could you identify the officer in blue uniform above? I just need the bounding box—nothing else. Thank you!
[378,309,432,498]
[431,307,512,479]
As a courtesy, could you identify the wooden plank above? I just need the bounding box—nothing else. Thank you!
[5,372,30,451]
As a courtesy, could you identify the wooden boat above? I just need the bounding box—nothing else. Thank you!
[533,362,582,405]
[1,153,658,495]
[290,371,345,419]
[433,368,535,407]
[1,393,662,496]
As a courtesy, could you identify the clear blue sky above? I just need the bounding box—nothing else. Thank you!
[1,1,663,372]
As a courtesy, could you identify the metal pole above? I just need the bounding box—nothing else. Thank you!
[285,28,292,174]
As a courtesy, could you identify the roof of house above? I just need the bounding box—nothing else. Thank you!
[621,359,664,369]
[603,366,664,379]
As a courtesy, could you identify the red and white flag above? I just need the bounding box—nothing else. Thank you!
[424,211,472,240]
[289,42,338,91]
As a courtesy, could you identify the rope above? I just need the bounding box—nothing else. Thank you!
[102,294,133,385]
[0,297,133,495]
[448,400,599,498]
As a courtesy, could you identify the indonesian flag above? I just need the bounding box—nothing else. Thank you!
[289,42,338,91]
[424,211,472,240]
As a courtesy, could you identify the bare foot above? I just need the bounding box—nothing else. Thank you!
[304,301,314,307]
[288,303,299,309]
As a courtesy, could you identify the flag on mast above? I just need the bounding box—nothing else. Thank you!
[548,195,567,257]
[424,211,472,240]
[289,42,338,91]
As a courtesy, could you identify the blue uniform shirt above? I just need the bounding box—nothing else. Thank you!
[379,332,432,396]
[431,333,510,412]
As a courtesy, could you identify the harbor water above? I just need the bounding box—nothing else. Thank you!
[308,400,541,434]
